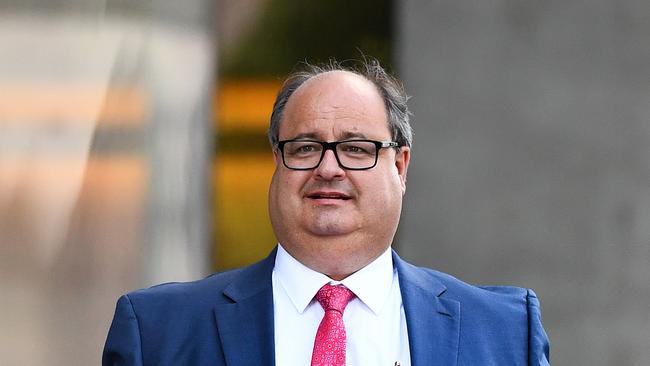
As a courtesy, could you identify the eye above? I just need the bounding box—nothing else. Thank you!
[340,142,373,155]
[346,146,363,153]
[296,145,315,153]
[286,141,321,156]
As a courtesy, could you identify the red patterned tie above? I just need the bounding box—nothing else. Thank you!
[310,284,356,366]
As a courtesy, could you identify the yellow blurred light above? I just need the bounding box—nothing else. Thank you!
[0,84,148,126]
[215,80,281,131]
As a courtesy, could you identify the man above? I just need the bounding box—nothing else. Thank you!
[103,59,550,365]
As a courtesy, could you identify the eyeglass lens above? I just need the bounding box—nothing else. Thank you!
[283,140,378,169]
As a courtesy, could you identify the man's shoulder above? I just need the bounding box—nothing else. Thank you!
[396,259,550,363]
[396,257,535,315]
[122,267,241,311]
[123,252,275,312]
[430,266,530,300]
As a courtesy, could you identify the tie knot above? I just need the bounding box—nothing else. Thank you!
[315,284,355,313]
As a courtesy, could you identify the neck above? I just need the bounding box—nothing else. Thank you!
[279,233,391,281]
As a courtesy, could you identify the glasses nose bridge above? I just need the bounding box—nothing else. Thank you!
[321,141,338,154]
[318,141,341,166]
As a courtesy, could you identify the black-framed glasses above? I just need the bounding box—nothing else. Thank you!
[276,139,399,170]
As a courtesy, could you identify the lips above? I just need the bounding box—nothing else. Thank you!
[306,191,352,200]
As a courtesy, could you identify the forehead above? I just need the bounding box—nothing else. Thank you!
[279,71,390,140]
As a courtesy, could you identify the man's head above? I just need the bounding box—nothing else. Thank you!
[267,59,412,280]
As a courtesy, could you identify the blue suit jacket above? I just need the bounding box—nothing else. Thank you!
[103,248,550,365]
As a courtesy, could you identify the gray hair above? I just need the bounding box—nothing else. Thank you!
[268,58,413,148]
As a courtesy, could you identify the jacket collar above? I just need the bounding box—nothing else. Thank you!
[213,247,277,366]
[213,247,460,366]
[393,250,460,366]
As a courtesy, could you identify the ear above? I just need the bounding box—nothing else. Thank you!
[273,148,281,165]
[394,146,410,194]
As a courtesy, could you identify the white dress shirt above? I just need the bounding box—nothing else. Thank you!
[272,244,411,366]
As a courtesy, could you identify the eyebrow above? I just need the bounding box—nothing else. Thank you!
[291,132,319,140]
[289,131,369,141]
[340,131,368,140]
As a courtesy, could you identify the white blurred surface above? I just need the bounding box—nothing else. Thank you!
[0,5,215,364]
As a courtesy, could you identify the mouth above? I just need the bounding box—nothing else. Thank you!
[306,191,352,201]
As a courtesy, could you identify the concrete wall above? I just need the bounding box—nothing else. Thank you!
[396,1,650,365]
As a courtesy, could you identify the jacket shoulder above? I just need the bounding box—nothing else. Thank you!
[397,258,536,335]
[126,248,276,311]
[126,267,241,308]
[397,259,550,364]
[104,251,276,366]
[414,264,532,307]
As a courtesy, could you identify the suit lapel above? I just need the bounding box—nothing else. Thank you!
[394,252,460,366]
[214,248,277,366]
[211,248,460,365]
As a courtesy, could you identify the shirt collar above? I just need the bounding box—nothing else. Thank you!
[273,243,395,316]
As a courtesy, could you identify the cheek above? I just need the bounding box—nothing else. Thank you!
[360,172,403,206]
[274,170,310,203]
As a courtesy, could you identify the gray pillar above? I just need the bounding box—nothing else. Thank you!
[141,0,216,285]
[396,1,650,365]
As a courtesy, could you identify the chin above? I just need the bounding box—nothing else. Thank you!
[305,209,358,234]
[307,222,354,237]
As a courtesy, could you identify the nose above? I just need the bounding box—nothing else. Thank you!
[314,149,345,180]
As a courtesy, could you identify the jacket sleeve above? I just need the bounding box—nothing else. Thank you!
[526,289,550,365]
[102,295,144,366]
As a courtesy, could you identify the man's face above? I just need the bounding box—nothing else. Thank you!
[268,71,410,279]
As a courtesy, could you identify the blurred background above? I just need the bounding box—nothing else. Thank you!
[0,0,648,365]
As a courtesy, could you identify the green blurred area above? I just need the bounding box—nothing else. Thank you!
[220,0,393,78]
